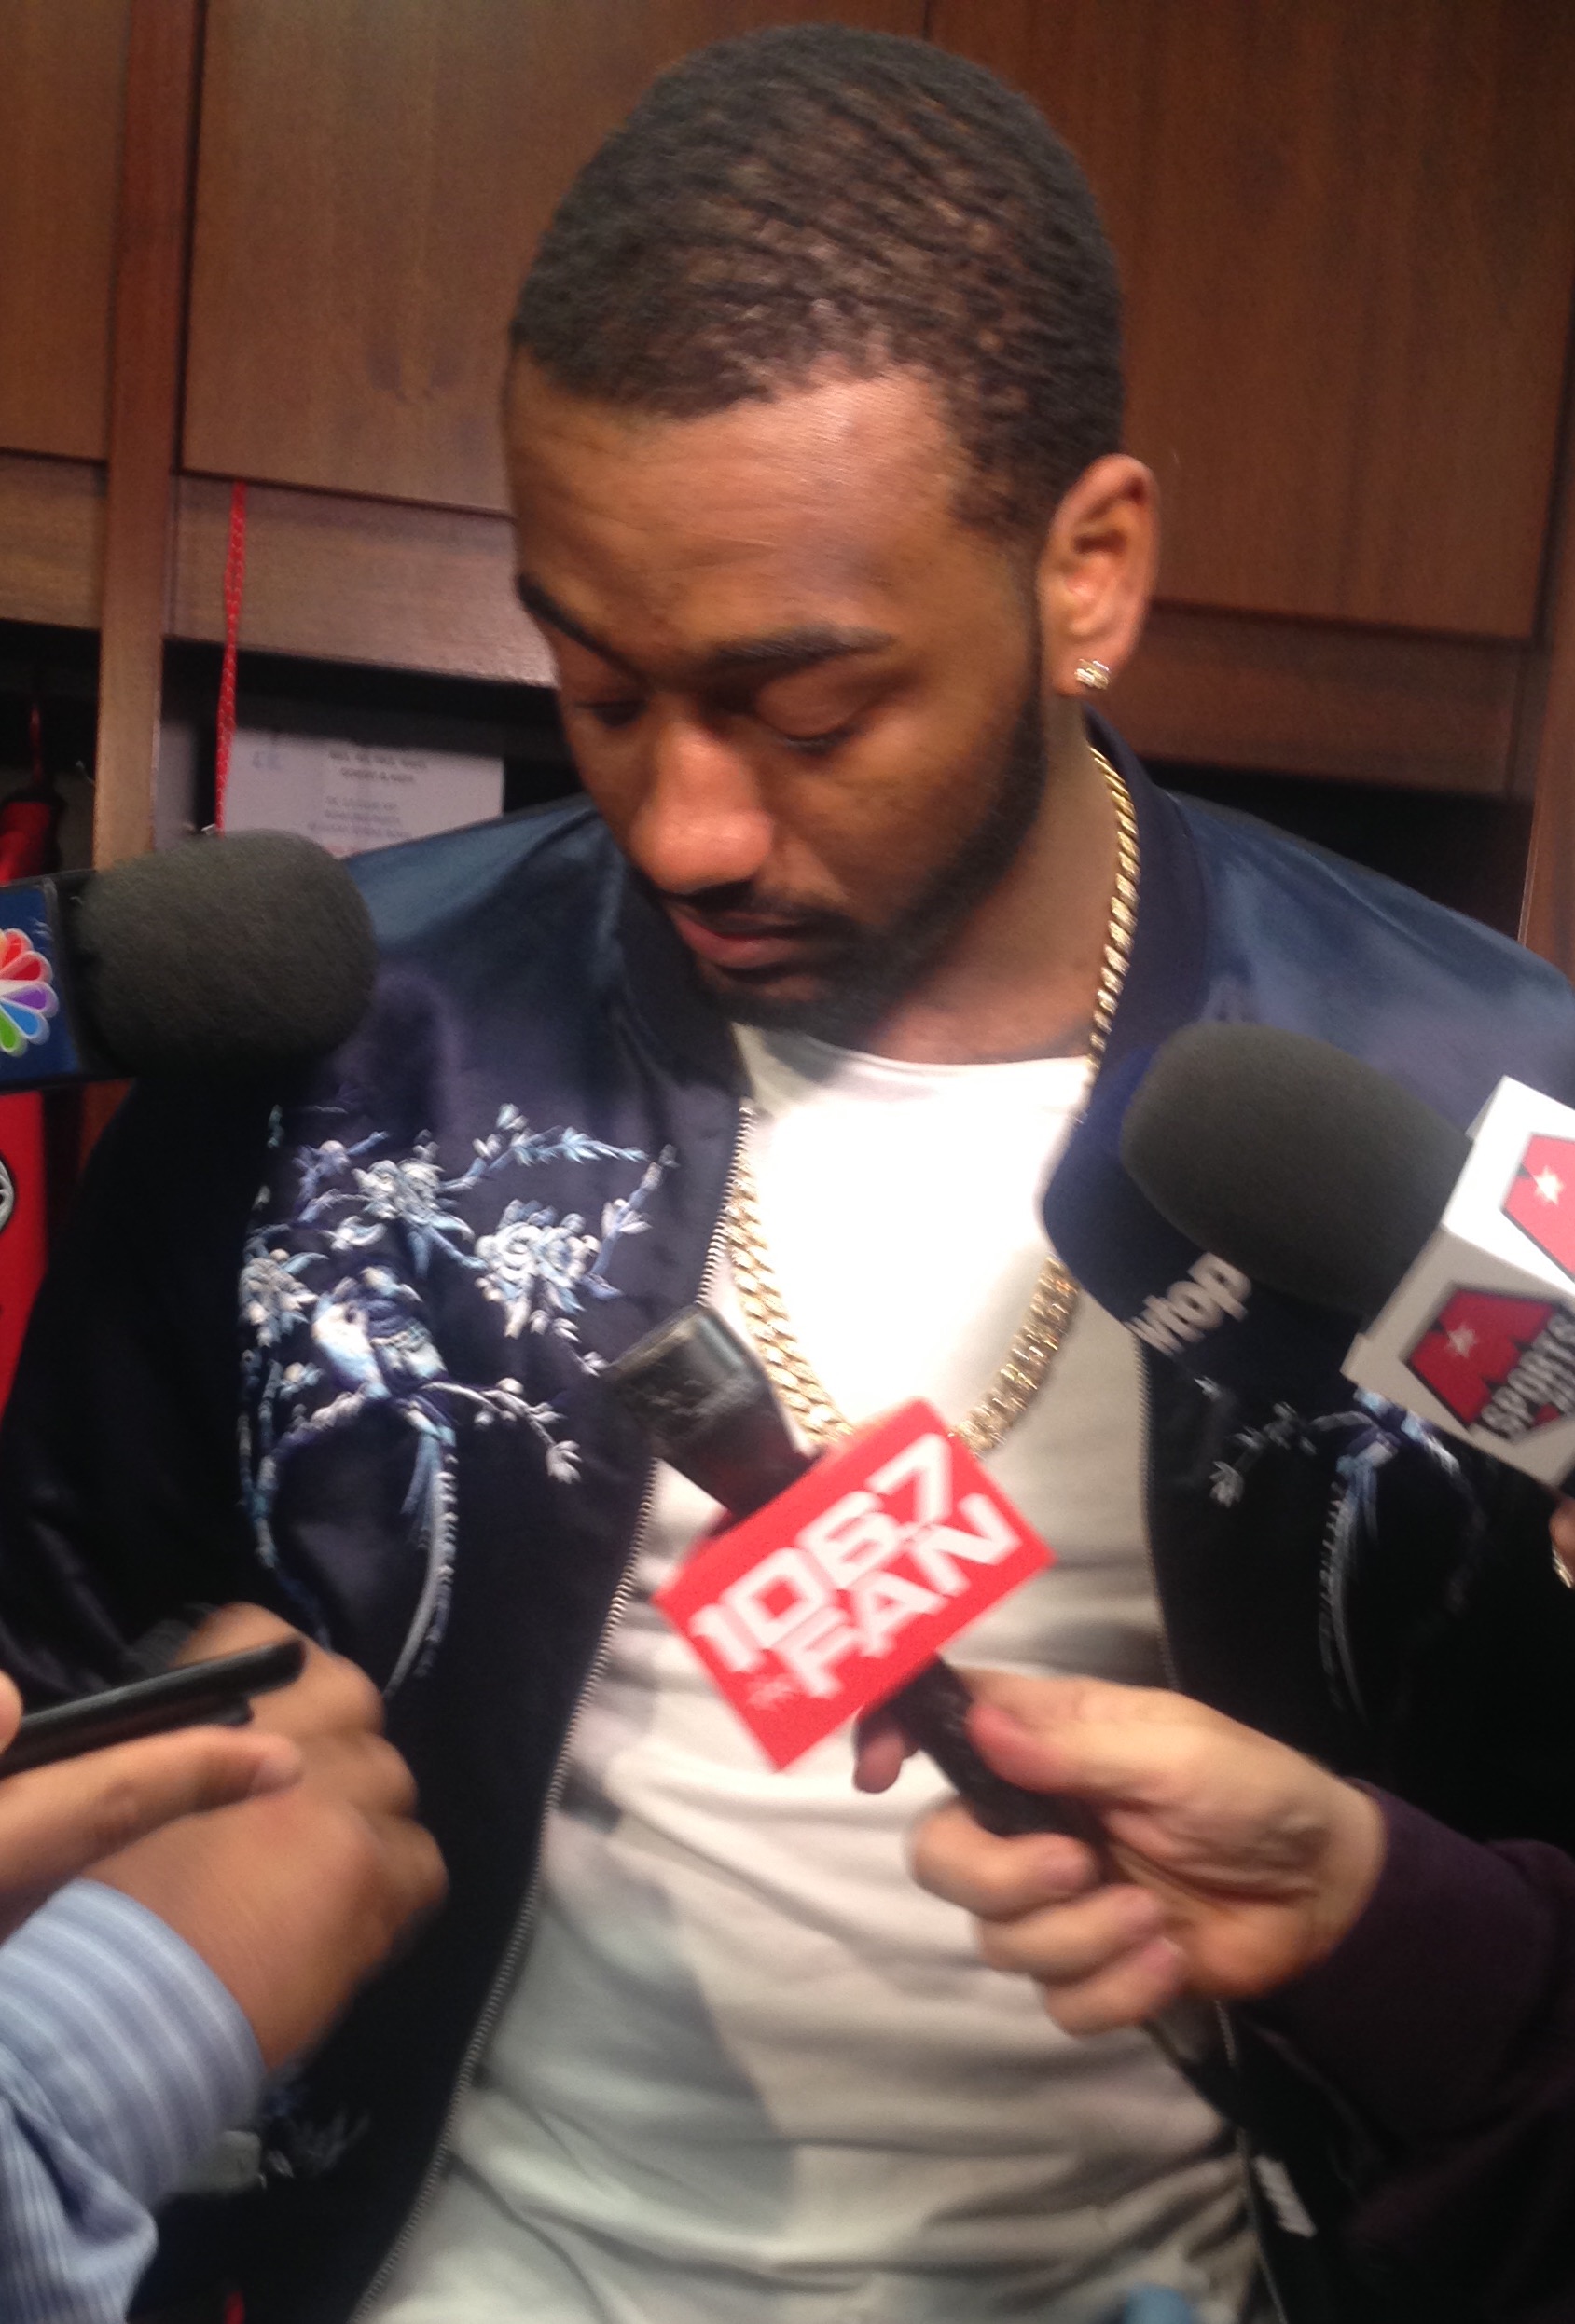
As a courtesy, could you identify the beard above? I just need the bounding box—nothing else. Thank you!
[664,656,1050,1052]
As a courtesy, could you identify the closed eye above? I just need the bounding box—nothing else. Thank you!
[576,700,644,731]
[773,720,862,759]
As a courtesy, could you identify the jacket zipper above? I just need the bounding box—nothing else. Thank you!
[352,1124,743,2316]
[1135,1353,1292,2324]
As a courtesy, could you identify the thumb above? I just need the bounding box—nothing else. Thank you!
[965,1697,1107,1801]
[961,1672,1186,1814]
[0,1674,20,1755]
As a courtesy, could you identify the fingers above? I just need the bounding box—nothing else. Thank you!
[852,1706,913,1794]
[911,1798,1099,1918]
[1038,1936,1189,2036]
[273,1784,447,1973]
[176,1606,383,1745]
[910,1797,1181,2037]
[0,1722,302,1942]
[1553,1496,1575,1586]
[291,1730,419,1823]
[170,1604,300,1663]
[906,1794,1154,1980]
[918,1670,1391,2012]
[0,1672,20,1754]
[91,1735,446,2072]
[974,1879,1165,1984]
[959,1671,1209,1813]
[365,1811,448,1949]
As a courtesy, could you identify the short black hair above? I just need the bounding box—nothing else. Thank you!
[510,25,1123,543]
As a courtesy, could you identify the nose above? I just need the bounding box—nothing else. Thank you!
[624,712,775,896]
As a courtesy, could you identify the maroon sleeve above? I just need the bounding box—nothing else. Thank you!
[1252,1790,1575,2319]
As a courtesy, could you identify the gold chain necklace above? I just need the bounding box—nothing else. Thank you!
[725,748,1140,1458]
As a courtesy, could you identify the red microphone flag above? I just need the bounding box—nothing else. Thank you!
[656,1400,1052,1767]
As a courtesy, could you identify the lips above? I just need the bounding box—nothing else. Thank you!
[666,904,820,976]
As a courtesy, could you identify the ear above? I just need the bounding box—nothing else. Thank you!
[1034,456,1158,697]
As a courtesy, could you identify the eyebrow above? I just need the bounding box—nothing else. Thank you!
[515,572,895,681]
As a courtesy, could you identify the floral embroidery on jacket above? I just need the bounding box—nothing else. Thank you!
[1209,1388,1473,1727]
[239,1104,674,1693]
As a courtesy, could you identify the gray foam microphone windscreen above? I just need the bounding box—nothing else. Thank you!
[71,831,377,1076]
[1121,1023,1471,1323]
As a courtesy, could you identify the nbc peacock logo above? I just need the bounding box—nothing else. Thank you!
[0,928,58,1055]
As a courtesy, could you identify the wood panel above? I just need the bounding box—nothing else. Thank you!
[170,478,553,684]
[0,0,132,460]
[932,0,1575,639]
[1116,607,1521,795]
[183,0,923,512]
[1521,367,1575,979]
[0,456,106,630]
[92,0,201,868]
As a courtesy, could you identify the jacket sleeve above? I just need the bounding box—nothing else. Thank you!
[0,1880,263,2324]
[1253,1789,1575,2321]
[0,1078,281,1700]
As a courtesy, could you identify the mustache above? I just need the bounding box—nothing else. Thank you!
[651,879,857,942]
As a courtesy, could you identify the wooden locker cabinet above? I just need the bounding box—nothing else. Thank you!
[935,0,1575,639]
[163,0,926,690]
[181,0,925,512]
[0,0,131,462]
[2,0,1574,967]
[0,0,133,632]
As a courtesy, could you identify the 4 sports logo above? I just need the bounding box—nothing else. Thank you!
[656,1399,1051,1767]
[1502,1133,1575,1281]
[1406,1288,1575,1442]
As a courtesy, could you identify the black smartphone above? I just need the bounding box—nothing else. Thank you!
[4,1639,307,1776]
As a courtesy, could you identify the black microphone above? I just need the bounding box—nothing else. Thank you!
[604,1305,1109,1845]
[1115,1024,1575,1491]
[1121,1024,1471,1325]
[0,832,377,1086]
[1041,1046,1361,1406]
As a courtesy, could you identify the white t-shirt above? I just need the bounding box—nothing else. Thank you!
[371,1030,1252,2324]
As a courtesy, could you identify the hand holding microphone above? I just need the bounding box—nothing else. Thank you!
[909,1671,1385,2036]
[607,1273,1259,2106]
[603,1304,1109,1847]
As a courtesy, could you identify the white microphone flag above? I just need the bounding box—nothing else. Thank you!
[1347,1077,1575,1489]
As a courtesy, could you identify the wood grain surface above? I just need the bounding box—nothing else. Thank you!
[92,0,201,866]
[182,0,922,511]
[0,455,106,631]
[170,474,554,684]
[1521,360,1575,979]
[932,0,1575,639]
[0,0,131,461]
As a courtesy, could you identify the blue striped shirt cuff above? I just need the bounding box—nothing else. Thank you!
[0,1878,263,2208]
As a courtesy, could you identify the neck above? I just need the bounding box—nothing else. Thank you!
[860,718,1120,1066]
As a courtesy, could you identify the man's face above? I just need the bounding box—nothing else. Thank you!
[505,361,1050,1044]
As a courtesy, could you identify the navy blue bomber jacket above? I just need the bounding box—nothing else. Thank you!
[2,726,1575,2324]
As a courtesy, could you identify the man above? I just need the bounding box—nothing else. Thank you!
[905,1668,1575,2322]
[0,1605,444,2322]
[0,23,1572,2324]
